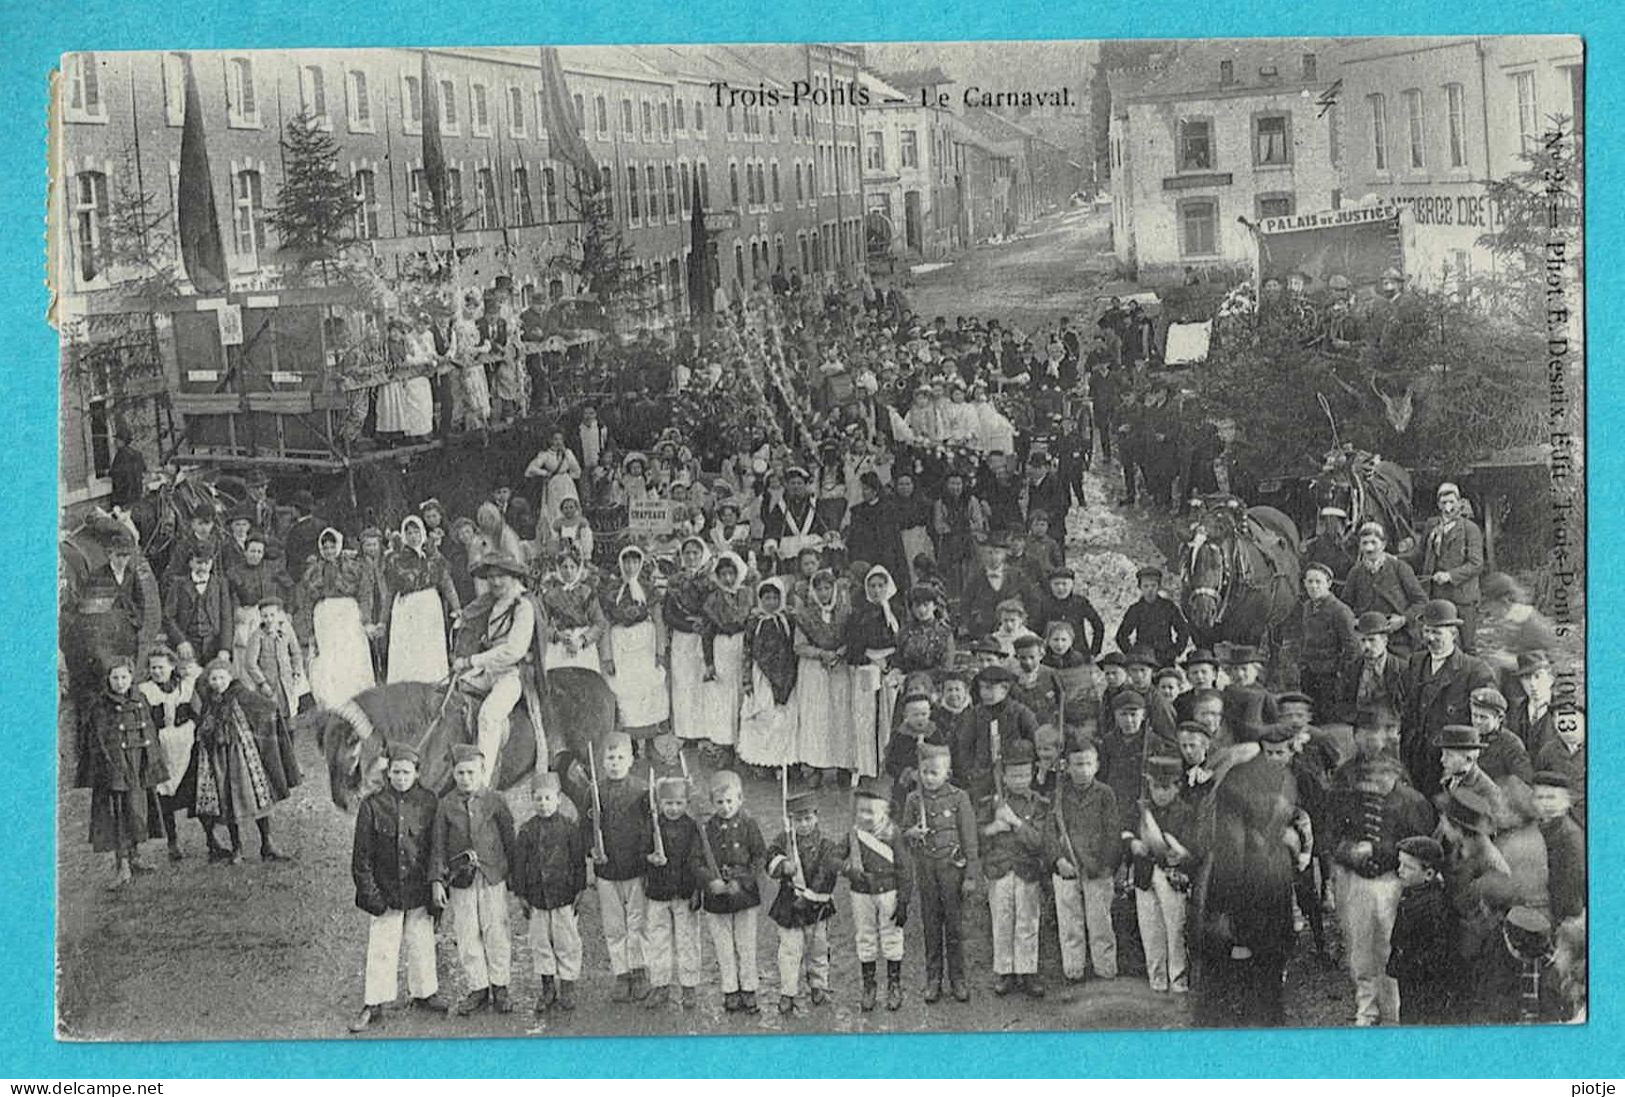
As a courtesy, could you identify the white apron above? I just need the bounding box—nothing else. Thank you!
[310,596,376,709]
[793,647,854,770]
[669,631,708,742]
[386,588,449,684]
[608,619,669,731]
[231,605,261,669]
[696,632,744,747]
[737,662,798,767]
[546,627,602,674]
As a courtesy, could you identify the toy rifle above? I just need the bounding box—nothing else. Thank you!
[649,773,666,862]
[846,770,863,876]
[989,716,1004,803]
[781,765,807,893]
[681,749,723,881]
[1054,781,1087,898]
[586,740,607,862]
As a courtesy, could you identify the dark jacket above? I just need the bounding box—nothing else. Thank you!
[589,776,656,882]
[903,783,981,877]
[1047,778,1120,879]
[979,788,1050,882]
[510,810,589,911]
[352,784,440,914]
[767,828,845,928]
[645,813,706,902]
[429,787,516,888]
[960,567,1031,640]
[1329,781,1435,876]
[1301,594,1359,673]
[1413,516,1486,606]
[1478,727,1534,785]
[1401,648,1496,796]
[698,810,766,914]
[953,698,1040,803]
[1030,591,1105,658]
[1114,595,1190,667]
[1386,878,1457,1023]
[1343,555,1427,641]
[1541,814,1586,923]
[162,573,236,660]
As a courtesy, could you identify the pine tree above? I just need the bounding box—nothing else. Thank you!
[267,111,362,274]
[548,169,660,328]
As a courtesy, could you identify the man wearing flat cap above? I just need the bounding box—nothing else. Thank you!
[1407,481,1486,653]
[1299,560,1359,720]
[1115,565,1190,670]
[1401,599,1496,798]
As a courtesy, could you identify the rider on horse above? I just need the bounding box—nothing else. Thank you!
[453,554,545,785]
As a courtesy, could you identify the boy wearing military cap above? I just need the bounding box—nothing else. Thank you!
[1048,739,1120,984]
[429,743,517,1016]
[698,770,767,1014]
[1031,567,1105,660]
[767,788,846,1015]
[980,739,1051,998]
[349,741,448,1033]
[954,664,1040,805]
[1010,634,1062,728]
[1114,566,1191,670]
[903,742,980,1003]
[1470,905,1565,1024]
[1131,755,1198,993]
[843,778,914,1011]
[1387,835,1458,1025]
[1299,561,1359,719]
[643,775,706,1009]
[509,771,588,1016]
[586,730,657,1003]
[1469,687,1534,785]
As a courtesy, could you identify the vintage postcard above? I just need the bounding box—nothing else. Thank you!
[52,36,1585,1042]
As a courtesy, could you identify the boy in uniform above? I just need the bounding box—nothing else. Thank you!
[886,691,948,820]
[767,789,846,1014]
[1131,755,1199,993]
[903,742,980,1002]
[980,739,1051,998]
[643,776,706,1009]
[698,770,767,1014]
[1387,835,1457,1025]
[844,778,913,1011]
[1010,634,1062,727]
[348,742,448,1032]
[429,743,517,1016]
[510,771,588,1016]
[1049,740,1119,984]
[588,730,656,1002]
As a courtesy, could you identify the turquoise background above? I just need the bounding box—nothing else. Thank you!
[0,0,1612,1077]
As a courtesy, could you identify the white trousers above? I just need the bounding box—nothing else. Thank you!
[475,671,524,786]
[1336,867,1402,1024]
[527,904,583,982]
[596,876,647,975]
[706,908,760,993]
[448,880,512,990]
[644,897,703,988]
[1134,866,1188,992]
[988,873,1041,975]
[777,921,831,997]
[1054,873,1118,979]
[363,906,439,1006]
[850,890,904,962]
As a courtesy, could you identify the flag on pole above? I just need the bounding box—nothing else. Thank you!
[687,178,711,319]
[536,47,595,177]
[177,53,227,293]
[420,50,450,231]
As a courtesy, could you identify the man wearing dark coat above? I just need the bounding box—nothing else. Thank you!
[1400,599,1495,798]
[163,551,236,664]
[108,424,148,513]
[1408,482,1486,653]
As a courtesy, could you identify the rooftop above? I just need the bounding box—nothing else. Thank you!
[1122,38,1342,102]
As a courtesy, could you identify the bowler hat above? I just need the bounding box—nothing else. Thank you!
[1434,724,1484,750]
[1181,648,1218,669]
[1355,611,1403,636]
[1223,644,1262,666]
[976,664,1016,686]
[1098,651,1126,669]
[1123,647,1157,669]
[1417,599,1464,628]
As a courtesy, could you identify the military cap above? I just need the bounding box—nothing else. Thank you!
[1506,906,1552,938]
[976,664,1016,686]
[1532,770,1572,790]
[1303,561,1335,581]
[1146,755,1184,783]
[919,742,952,763]
[1443,787,1494,835]
[1014,634,1046,652]
[1098,651,1127,669]
[450,743,484,765]
[1355,611,1403,636]
[1123,648,1158,669]
[1001,739,1037,767]
[970,636,1007,656]
[384,741,421,765]
[1177,720,1212,738]
[1396,835,1445,871]
[1434,724,1484,751]
[1469,687,1508,714]
[1275,691,1313,708]
[1181,648,1218,669]
[1112,690,1147,712]
[1047,566,1076,582]
[1417,599,1464,628]
[1223,644,1263,666]
[1153,666,1183,684]
[1135,565,1163,582]
[1256,723,1296,744]
[786,790,820,815]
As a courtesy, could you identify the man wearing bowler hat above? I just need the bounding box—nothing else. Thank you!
[1507,650,1557,755]
[1347,611,1410,721]
[1401,600,1495,798]
[1433,724,1507,821]
[1408,482,1486,653]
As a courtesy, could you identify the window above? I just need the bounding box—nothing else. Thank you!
[407,168,425,228]
[599,164,614,220]
[1254,114,1289,165]
[351,169,379,239]
[767,111,775,138]
[1256,192,1294,219]
[641,100,653,141]
[475,167,497,229]
[594,94,607,136]
[1369,93,1388,171]
[542,166,558,222]
[1179,118,1213,170]
[729,162,740,207]
[403,74,423,132]
[770,162,780,205]
[660,102,670,140]
[1301,53,1317,82]
[693,100,705,133]
[512,165,534,224]
[792,112,800,141]
[675,98,685,132]
[438,79,458,132]
[901,129,918,168]
[1513,70,1538,152]
[679,162,690,212]
[697,161,709,209]
[1178,198,1218,257]
[470,83,490,136]
[163,53,186,126]
[1219,60,1234,86]
[620,97,634,136]
[233,168,266,262]
[72,171,108,281]
[866,131,884,171]
[347,70,372,131]
[66,53,105,122]
[228,57,259,126]
[626,166,640,224]
[795,162,804,203]
[646,164,659,220]
[1403,89,1425,169]
[508,86,525,136]
[734,243,745,287]
[300,65,328,125]
[726,105,736,136]
[664,164,676,218]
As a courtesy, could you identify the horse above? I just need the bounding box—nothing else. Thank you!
[1180,498,1301,656]
[1311,445,1415,553]
[316,666,618,815]
[128,468,243,578]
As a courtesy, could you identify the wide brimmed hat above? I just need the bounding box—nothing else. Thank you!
[472,553,529,579]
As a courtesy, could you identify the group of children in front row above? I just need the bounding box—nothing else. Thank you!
[348,713,1195,1031]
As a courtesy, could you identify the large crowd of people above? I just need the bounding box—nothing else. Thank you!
[67,271,1584,1032]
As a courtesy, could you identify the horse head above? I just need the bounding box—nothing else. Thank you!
[317,681,449,811]
[1184,528,1228,633]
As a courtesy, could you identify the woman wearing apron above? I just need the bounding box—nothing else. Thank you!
[525,431,583,526]
[737,575,799,771]
[791,567,854,781]
[383,515,460,684]
[601,544,669,742]
[297,528,377,710]
[698,551,753,754]
[844,564,901,779]
[538,545,606,673]
[663,536,712,746]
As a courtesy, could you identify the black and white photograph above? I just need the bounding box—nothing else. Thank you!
[52,35,1586,1042]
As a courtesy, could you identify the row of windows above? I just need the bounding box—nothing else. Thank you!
[1367,67,1582,175]
[863,127,922,172]
[1174,112,1295,173]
